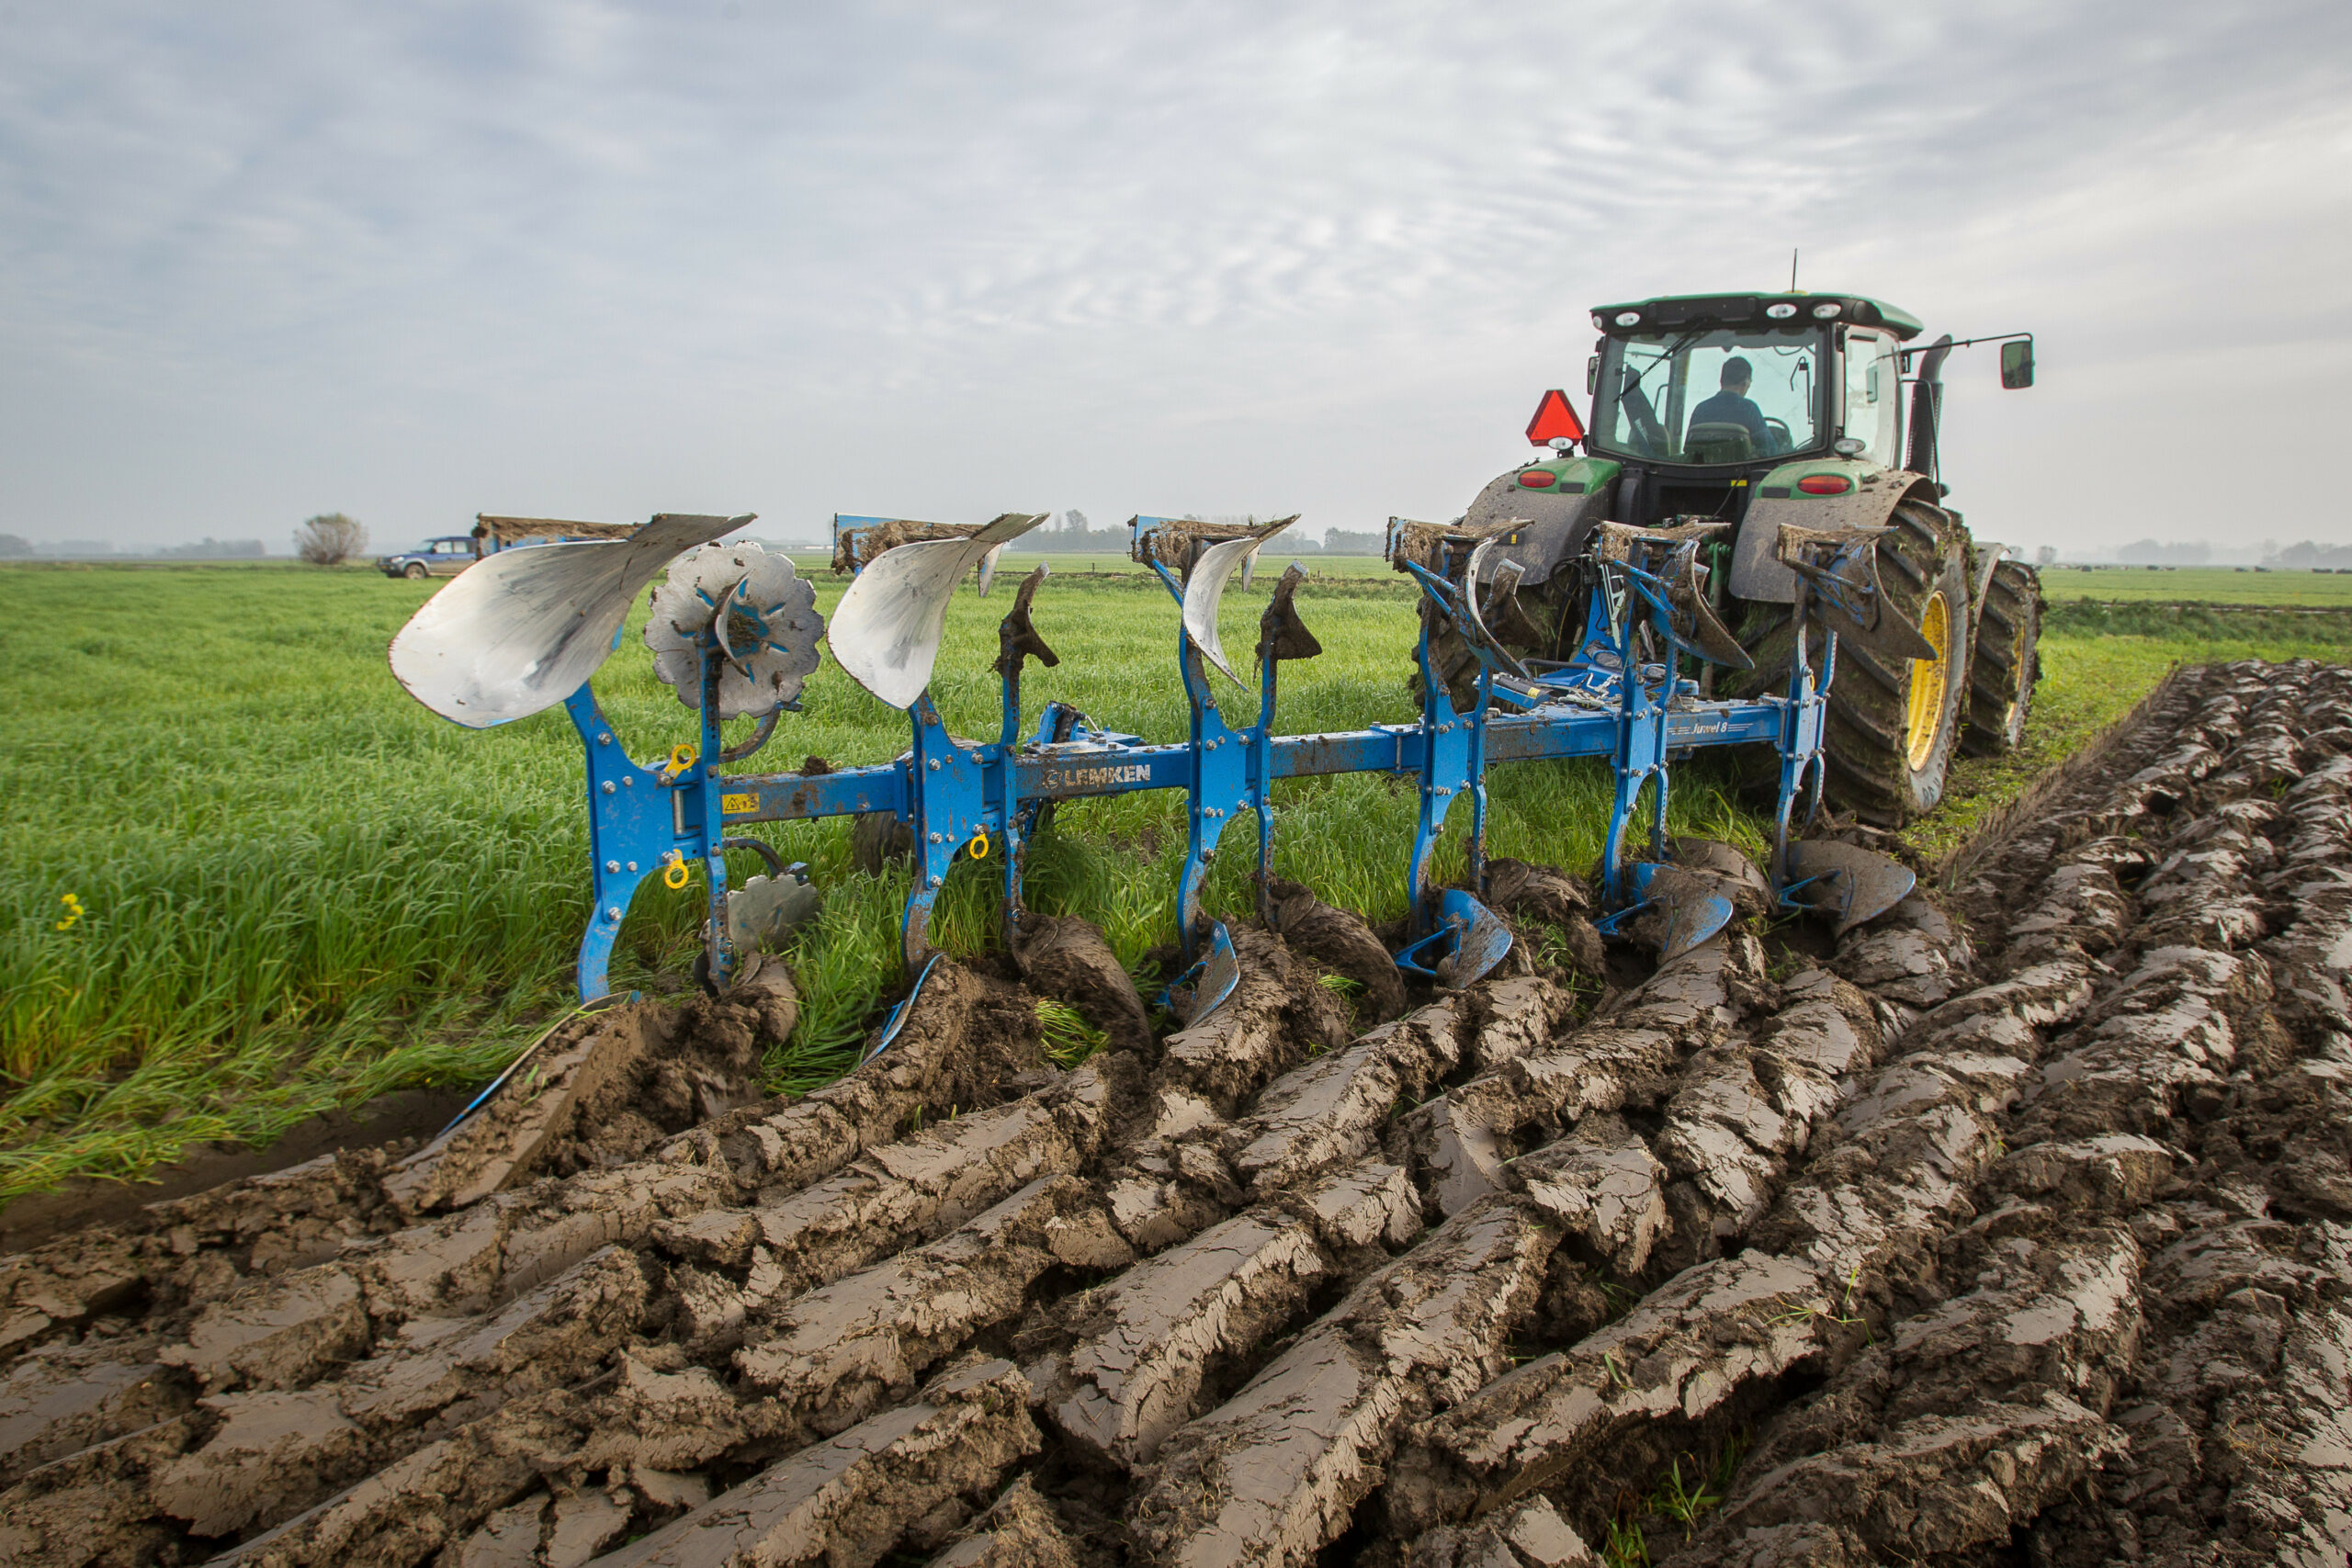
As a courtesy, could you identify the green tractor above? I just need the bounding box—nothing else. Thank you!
[1443,291,2041,824]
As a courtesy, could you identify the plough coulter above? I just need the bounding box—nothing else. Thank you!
[388,502,1934,1023]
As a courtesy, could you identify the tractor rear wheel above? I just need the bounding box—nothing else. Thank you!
[1823,498,1972,822]
[1736,497,1972,825]
[1962,558,2042,756]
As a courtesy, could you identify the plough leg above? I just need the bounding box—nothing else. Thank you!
[1139,522,1314,1025]
[1769,527,1920,931]
[1393,544,1515,988]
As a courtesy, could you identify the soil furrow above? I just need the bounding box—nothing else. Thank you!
[1655,659,2352,1563]
[0,912,1470,1562]
[1380,660,2335,1563]
[581,1358,1038,1568]
[0,964,1023,1408]
[1107,879,1896,1562]
[1020,1159,1419,1471]
[1126,1193,1559,1568]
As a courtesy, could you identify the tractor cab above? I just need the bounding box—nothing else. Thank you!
[1578,293,1924,525]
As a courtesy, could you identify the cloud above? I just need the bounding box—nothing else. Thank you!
[0,0,2346,549]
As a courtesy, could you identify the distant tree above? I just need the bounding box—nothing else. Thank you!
[1062,509,1088,534]
[0,534,29,559]
[1322,528,1384,555]
[294,513,368,566]
[2115,538,2161,565]
[2033,546,2058,567]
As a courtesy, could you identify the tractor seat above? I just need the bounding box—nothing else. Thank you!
[1682,422,1758,464]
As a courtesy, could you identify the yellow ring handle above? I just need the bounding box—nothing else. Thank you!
[662,743,697,779]
[662,855,692,890]
[967,831,990,861]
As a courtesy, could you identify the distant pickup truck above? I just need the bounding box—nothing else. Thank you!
[380,517,650,581]
[378,536,481,579]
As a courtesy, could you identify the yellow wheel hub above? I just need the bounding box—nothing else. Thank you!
[1905,591,1951,771]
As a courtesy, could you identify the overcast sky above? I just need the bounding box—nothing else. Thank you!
[3,0,2346,553]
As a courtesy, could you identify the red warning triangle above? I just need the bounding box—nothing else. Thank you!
[1525,388,1585,446]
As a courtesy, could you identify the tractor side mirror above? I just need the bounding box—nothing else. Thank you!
[1587,355,1600,396]
[2000,339,2035,389]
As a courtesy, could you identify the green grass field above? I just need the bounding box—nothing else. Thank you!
[2,558,2346,1200]
[2036,566,2352,606]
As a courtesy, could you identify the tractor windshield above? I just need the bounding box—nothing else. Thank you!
[1589,325,1826,466]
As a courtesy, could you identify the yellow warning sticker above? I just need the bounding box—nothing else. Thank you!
[721,792,761,815]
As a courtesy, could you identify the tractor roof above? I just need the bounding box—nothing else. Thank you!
[1590,292,1925,341]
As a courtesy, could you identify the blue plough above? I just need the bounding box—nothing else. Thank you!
[389,506,1929,1032]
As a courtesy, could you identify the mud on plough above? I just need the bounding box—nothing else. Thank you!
[388,506,1936,1016]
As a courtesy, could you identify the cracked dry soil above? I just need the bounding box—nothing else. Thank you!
[2,658,2350,1568]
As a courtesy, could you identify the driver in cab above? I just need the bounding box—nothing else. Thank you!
[1687,355,1769,451]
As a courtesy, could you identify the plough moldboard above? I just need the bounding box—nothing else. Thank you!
[387,508,1932,1030]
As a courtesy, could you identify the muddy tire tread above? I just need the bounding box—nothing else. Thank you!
[1961,556,2043,757]
[1820,499,1970,822]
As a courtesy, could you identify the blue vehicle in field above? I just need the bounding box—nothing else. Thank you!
[378,536,481,579]
[379,516,639,580]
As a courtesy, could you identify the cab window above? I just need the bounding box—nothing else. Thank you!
[1842,330,1903,465]
[1589,326,1826,466]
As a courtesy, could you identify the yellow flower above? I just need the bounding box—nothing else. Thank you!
[53,893,82,932]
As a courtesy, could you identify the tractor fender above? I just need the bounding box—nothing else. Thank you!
[1459,457,1620,588]
[1728,461,1943,604]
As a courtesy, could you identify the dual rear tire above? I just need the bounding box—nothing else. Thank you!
[1962,558,2042,756]
[1811,498,1973,823]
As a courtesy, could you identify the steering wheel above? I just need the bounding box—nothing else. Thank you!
[1763,417,1792,455]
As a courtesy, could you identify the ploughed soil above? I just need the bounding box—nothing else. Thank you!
[4,659,2350,1567]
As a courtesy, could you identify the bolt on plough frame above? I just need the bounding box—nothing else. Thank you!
[388,504,1934,1032]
